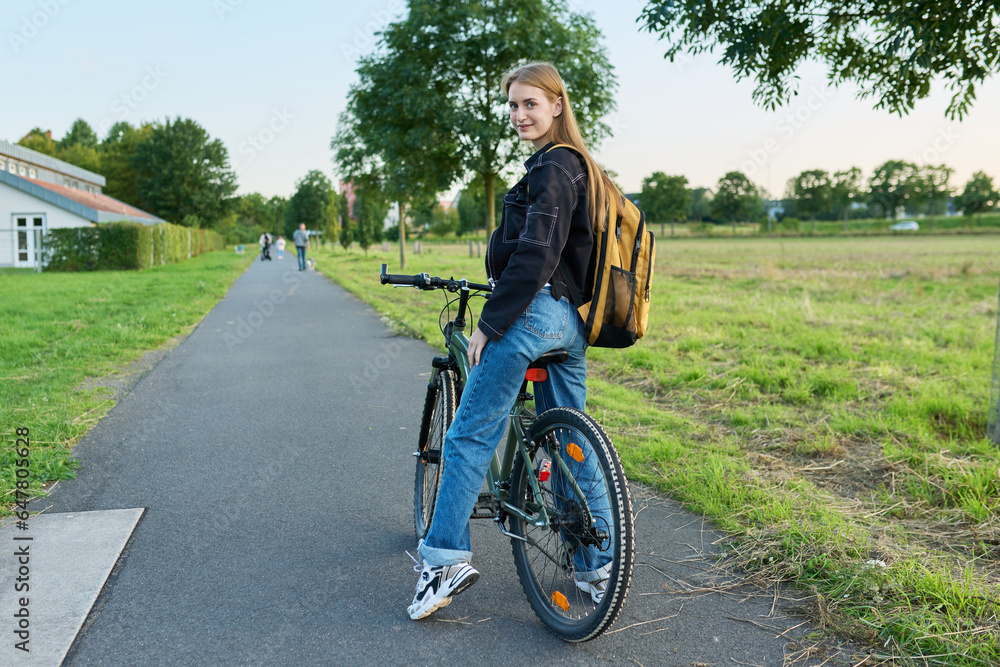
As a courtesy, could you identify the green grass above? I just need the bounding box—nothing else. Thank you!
[315,236,1000,666]
[0,251,254,507]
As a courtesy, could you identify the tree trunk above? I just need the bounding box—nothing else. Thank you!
[398,200,407,271]
[484,171,496,239]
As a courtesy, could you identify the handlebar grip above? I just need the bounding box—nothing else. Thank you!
[379,263,415,286]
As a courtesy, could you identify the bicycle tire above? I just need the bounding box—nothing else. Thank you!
[414,370,456,540]
[509,407,634,642]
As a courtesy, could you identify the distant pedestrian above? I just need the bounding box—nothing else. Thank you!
[259,232,272,261]
[275,235,286,259]
[293,223,309,271]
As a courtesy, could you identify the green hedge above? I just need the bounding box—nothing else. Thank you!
[45,222,226,271]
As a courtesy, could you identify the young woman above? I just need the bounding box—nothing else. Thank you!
[408,61,619,620]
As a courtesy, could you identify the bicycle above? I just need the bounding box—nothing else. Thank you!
[380,264,634,642]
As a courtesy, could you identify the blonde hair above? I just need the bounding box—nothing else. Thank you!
[501,61,617,233]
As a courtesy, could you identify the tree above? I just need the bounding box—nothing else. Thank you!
[347,0,617,244]
[867,160,914,220]
[334,191,354,250]
[18,123,100,175]
[908,165,953,230]
[17,128,56,156]
[58,119,99,150]
[353,186,388,255]
[688,187,713,222]
[712,171,763,230]
[409,196,438,236]
[100,121,154,205]
[285,170,335,239]
[264,196,287,236]
[332,37,461,270]
[54,119,102,174]
[831,167,863,231]
[230,192,285,244]
[429,205,461,238]
[339,214,355,252]
[640,172,690,236]
[640,1,999,119]
[322,190,340,247]
[954,171,999,222]
[788,169,832,233]
[457,173,508,236]
[131,117,236,226]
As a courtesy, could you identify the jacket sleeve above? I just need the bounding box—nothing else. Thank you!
[478,156,580,341]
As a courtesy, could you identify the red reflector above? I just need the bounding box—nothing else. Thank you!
[538,459,552,482]
[525,368,548,382]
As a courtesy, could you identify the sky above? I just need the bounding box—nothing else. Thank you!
[3,0,998,201]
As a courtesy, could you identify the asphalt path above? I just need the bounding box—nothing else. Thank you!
[48,256,855,666]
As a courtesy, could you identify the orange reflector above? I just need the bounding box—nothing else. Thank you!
[567,442,584,462]
[524,367,548,382]
[552,591,570,611]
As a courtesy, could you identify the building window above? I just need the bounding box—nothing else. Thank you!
[64,178,71,186]
[8,163,15,174]
[0,159,5,170]
[19,165,26,176]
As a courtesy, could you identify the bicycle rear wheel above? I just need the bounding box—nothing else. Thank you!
[509,407,634,642]
[414,370,456,540]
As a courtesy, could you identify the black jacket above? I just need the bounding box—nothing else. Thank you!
[478,143,594,341]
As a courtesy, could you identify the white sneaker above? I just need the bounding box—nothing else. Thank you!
[576,563,612,604]
[575,577,608,604]
[407,561,479,620]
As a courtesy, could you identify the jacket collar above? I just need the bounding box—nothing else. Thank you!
[523,141,557,171]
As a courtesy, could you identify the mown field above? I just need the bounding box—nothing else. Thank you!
[0,251,254,505]
[314,235,1000,666]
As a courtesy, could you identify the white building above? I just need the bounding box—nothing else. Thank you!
[0,140,164,269]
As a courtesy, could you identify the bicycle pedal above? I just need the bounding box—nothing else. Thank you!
[470,492,499,520]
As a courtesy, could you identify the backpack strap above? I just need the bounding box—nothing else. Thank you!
[546,143,578,155]
[544,144,587,307]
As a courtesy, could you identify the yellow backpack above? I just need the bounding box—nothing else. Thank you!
[549,144,655,348]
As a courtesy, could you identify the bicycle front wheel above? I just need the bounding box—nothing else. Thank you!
[414,370,456,540]
[509,407,634,642]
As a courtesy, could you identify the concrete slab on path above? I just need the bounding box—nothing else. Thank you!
[0,509,145,667]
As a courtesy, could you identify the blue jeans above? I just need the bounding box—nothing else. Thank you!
[420,288,611,577]
[296,246,306,270]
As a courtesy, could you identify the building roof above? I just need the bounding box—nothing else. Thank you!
[0,139,106,187]
[0,169,164,225]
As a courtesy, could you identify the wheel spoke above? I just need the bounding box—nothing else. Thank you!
[508,407,635,641]
[414,371,455,540]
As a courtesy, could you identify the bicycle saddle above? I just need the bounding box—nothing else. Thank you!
[528,349,570,368]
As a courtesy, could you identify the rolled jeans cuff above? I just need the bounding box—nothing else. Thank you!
[577,561,612,583]
[418,539,472,567]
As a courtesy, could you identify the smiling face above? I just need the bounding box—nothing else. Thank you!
[508,80,563,150]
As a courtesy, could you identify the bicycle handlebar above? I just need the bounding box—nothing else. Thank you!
[379,263,492,293]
